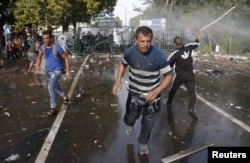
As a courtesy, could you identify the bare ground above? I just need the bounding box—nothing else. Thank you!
[198,55,250,76]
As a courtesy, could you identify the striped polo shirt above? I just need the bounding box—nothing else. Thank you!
[122,45,172,94]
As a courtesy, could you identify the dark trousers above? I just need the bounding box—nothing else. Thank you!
[13,48,20,59]
[167,72,197,110]
[7,51,13,61]
[124,92,161,144]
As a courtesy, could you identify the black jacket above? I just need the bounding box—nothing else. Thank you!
[168,39,199,74]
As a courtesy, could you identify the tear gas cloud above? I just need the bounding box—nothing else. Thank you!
[140,4,250,54]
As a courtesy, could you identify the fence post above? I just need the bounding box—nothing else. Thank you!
[75,27,80,55]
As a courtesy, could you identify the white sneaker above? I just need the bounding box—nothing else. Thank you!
[125,125,133,136]
[139,144,149,155]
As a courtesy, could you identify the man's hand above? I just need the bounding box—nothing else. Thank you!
[145,89,160,102]
[112,81,122,95]
[34,67,40,75]
[195,32,200,40]
[65,71,71,80]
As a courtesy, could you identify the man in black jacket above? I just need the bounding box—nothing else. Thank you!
[167,32,200,120]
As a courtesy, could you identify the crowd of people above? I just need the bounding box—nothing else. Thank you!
[79,29,130,54]
[0,22,44,71]
[1,22,71,117]
[80,30,115,53]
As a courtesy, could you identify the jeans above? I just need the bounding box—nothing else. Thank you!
[124,92,161,145]
[47,70,64,109]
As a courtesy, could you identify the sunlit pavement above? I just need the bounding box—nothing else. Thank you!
[0,54,250,163]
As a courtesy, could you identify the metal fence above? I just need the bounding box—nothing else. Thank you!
[74,27,134,55]
[55,27,186,56]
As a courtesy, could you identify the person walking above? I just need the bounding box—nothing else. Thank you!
[166,32,200,120]
[35,30,71,116]
[12,35,22,59]
[3,22,11,43]
[5,40,14,63]
[112,26,173,155]
[27,36,41,72]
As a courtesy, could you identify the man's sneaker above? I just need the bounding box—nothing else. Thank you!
[139,144,149,155]
[125,125,133,136]
[188,109,198,120]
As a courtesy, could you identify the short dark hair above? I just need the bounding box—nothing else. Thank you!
[42,30,53,38]
[135,26,153,38]
[173,36,183,46]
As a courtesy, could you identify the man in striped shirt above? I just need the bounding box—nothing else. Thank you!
[112,26,173,155]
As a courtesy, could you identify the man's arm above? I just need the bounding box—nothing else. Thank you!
[195,32,200,42]
[145,73,173,101]
[156,74,173,93]
[187,32,200,51]
[35,50,43,74]
[61,52,71,79]
[112,63,127,94]
[35,41,40,52]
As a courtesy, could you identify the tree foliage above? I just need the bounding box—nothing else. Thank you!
[9,0,117,32]
[13,0,72,31]
[0,0,16,28]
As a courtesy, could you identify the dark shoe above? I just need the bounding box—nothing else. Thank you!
[46,109,57,116]
[188,109,198,120]
[63,96,69,105]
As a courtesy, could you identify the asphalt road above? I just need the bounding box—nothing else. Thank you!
[0,54,250,163]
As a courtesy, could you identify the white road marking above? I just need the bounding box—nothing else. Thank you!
[197,95,250,133]
[180,86,250,133]
[161,86,250,163]
[34,56,89,163]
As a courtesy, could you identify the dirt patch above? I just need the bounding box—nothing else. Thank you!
[198,55,250,76]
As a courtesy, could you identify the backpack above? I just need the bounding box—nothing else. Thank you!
[41,43,66,74]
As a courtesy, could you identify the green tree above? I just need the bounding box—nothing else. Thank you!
[68,0,117,30]
[115,16,123,27]
[13,0,117,32]
[14,0,71,31]
[14,0,41,31]
[0,0,16,28]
